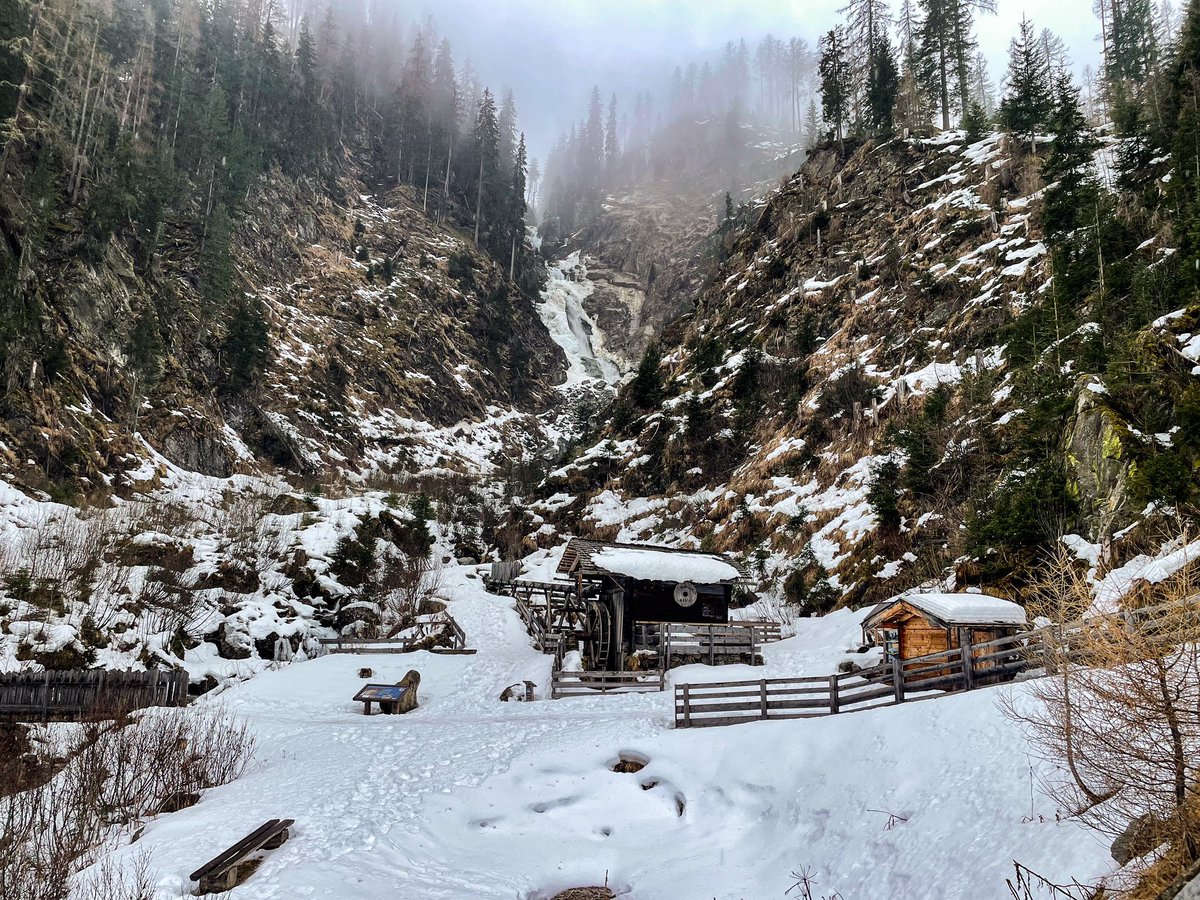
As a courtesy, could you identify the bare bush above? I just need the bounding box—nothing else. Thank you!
[71,848,156,900]
[1002,545,1200,895]
[379,551,443,633]
[0,707,255,900]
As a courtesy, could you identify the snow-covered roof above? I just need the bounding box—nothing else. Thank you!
[557,538,745,584]
[866,592,1028,628]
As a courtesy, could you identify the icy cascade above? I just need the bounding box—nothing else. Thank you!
[537,252,623,387]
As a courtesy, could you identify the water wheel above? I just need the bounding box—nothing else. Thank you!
[584,601,611,670]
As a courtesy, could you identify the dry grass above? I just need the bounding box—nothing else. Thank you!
[0,707,255,900]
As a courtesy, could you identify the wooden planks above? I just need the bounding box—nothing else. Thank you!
[190,818,295,894]
[675,667,900,727]
[0,668,188,721]
[551,669,665,699]
[319,611,470,655]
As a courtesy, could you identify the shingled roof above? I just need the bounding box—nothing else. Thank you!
[556,538,748,584]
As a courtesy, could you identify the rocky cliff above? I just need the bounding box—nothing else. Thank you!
[536,130,1199,610]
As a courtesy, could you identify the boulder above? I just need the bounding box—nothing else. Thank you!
[1064,380,1134,543]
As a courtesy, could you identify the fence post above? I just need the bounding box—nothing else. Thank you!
[759,679,768,720]
[960,629,975,691]
[891,657,905,704]
[829,674,840,714]
[682,683,692,728]
[708,626,715,666]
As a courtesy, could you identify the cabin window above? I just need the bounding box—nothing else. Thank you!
[881,628,900,660]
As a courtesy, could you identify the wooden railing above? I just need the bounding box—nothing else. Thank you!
[675,662,900,728]
[675,593,1200,729]
[0,669,189,721]
[319,611,469,655]
[552,667,666,699]
[633,622,762,666]
[737,619,786,643]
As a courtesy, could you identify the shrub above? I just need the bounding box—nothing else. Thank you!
[448,250,475,286]
[817,364,880,420]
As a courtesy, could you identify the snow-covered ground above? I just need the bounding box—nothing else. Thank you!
[90,564,1113,899]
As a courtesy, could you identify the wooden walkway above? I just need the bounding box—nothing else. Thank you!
[0,669,188,721]
[675,594,1200,729]
[319,611,470,655]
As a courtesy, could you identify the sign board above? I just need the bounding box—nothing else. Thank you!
[353,684,410,703]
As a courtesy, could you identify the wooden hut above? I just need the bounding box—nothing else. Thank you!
[862,592,1027,662]
[556,538,748,670]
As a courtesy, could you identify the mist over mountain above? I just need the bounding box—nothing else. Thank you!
[0,1,1197,899]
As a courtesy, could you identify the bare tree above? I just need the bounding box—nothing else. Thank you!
[1003,544,1200,894]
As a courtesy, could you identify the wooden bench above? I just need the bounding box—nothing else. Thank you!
[189,818,295,894]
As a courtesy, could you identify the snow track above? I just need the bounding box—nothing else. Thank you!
[97,567,1113,899]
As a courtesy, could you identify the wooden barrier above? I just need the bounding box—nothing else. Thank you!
[633,622,761,666]
[319,611,470,655]
[675,594,1200,729]
[0,668,189,721]
[675,662,897,728]
[552,668,666,699]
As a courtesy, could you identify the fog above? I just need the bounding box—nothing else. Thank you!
[420,0,1104,159]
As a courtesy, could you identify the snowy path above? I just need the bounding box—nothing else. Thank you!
[103,568,1113,899]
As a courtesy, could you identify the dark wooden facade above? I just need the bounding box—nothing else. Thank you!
[557,539,746,670]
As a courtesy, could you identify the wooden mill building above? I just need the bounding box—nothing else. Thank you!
[862,592,1027,662]
[556,538,748,670]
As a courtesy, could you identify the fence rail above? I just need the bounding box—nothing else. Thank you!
[0,669,189,721]
[552,668,666,699]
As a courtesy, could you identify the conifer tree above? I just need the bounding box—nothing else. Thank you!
[1041,72,1101,237]
[819,27,852,150]
[605,94,619,170]
[999,16,1054,151]
[866,34,900,133]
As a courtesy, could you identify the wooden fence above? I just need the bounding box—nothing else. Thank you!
[633,622,762,666]
[675,662,901,728]
[552,668,666,699]
[675,594,1200,728]
[0,669,189,721]
[319,611,469,655]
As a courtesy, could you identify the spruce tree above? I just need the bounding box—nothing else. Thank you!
[999,16,1053,152]
[223,296,270,392]
[1041,73,1100,237]
[819,27,852,150]
[866,34,900,134]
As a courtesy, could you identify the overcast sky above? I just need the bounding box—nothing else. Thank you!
[421,0,1103,160]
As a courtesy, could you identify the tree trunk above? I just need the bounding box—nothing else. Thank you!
[474,155,484,247]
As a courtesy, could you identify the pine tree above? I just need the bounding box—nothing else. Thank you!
[223,296,270,392]
[999,16,1054,151]
[840,0,892,124]
[918,0,996,130]
[866,34,900,134]
[471,88,500,248]
[804,99,821,148]
[201,203,234,314]
[819,27,852,150]
[1041,72,1101,237]
[605,94,619,171]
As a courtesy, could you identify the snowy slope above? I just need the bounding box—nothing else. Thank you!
[87,566,1114,900]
